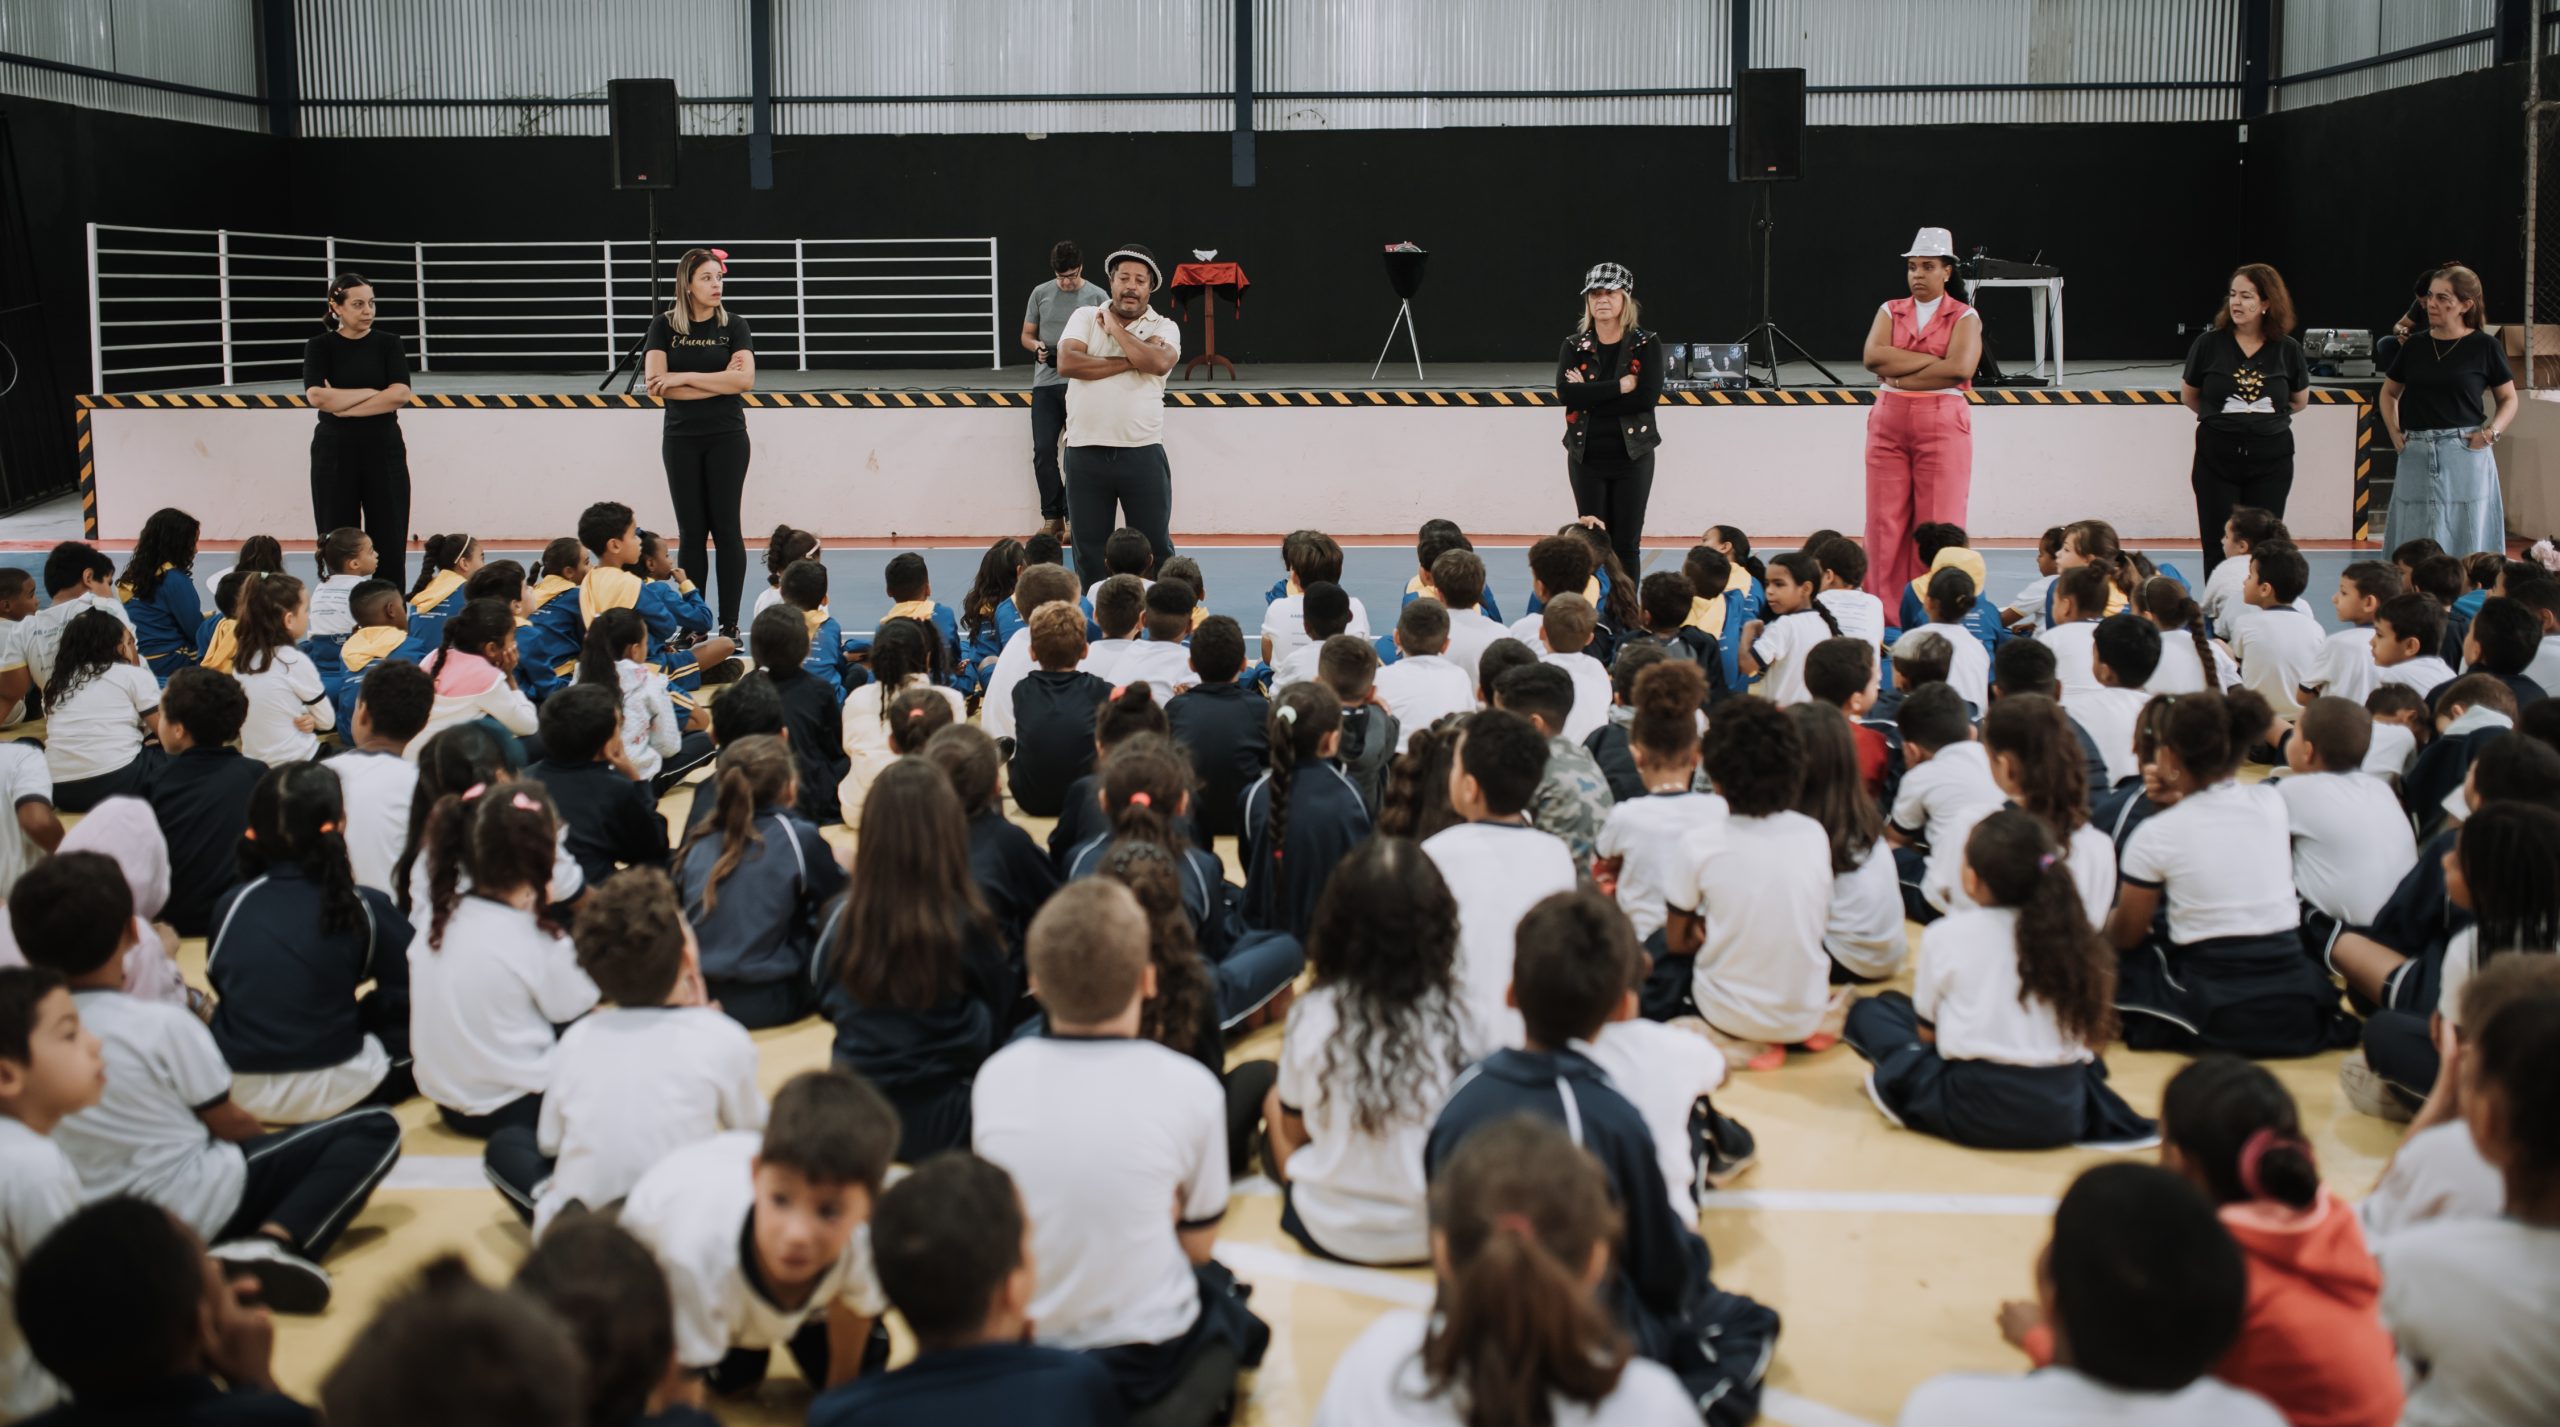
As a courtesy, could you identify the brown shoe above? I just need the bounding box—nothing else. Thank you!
[1040,516,1067,541]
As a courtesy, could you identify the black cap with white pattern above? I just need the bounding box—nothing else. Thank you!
[1581,261,1634,294]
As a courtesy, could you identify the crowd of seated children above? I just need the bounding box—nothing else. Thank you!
[1491,661,1614,875]
[1165,615,1268,844]
[1240,681,1372,941]
[1371,599,1477,754]
[673,734,843,1030]
[1319,633,1400,816]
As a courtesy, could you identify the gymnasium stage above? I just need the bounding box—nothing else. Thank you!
[73,360,2383,548]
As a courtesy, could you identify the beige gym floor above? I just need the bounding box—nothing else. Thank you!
[155,766,2396,1427]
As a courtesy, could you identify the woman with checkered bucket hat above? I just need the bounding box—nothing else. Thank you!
[1556,262,1665,574]
[1861,228,1982,601]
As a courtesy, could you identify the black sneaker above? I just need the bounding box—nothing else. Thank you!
[1698,1102,1759,1189]
[210,1236,332,1314]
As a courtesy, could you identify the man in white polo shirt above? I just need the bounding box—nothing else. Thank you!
[1058,243,1181,587]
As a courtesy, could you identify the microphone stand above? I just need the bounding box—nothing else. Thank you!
[600,190,660,393]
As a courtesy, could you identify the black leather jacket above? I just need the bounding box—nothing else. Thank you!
[1557,327,1665,462]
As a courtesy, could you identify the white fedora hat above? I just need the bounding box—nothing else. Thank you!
[1902,227,1956,259]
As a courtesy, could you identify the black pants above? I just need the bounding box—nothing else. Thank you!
[651,729,718,797]
[484,1125,555,1225]
[2191,427,2294,579]
[312,424,412,591]
[219,1107,403,1257]
[1568,451,1655,575]
[709,975,819,1031]
[2362,1009,2436,1110]
[706,1316,890,1395]
[1031,385,1070,519]
[1064,443,1174,586]
[664,428,752,629]
[52,749,163,814]
[438,1091,542,1139]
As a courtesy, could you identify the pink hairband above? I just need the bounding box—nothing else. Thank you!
[2237,1127,2313,1202]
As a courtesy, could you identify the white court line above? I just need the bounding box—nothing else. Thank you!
[1701,1188,2057,1217]
[1214,1241,1886,1427]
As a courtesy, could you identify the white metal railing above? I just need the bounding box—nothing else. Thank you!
[86,224,1004,391]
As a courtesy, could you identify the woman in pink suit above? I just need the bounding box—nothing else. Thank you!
[1861,227,1982,600]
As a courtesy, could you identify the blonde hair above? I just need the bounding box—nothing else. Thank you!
[1577,291,1642,336]
[667,248,729,338]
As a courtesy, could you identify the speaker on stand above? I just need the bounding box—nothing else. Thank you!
[1727,68,1840,389]
[603,79,680,393]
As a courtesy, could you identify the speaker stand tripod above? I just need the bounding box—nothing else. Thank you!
[1371,299,1423,381]
[1732,184,1841,390]
[601,189,662,394]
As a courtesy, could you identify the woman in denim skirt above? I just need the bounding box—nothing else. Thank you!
[2381,264,2519,557]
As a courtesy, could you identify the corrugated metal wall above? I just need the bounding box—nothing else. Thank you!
[773,0,1230,135]
[1757,0,2241,124]
[0,0,263,131]
[2277,0,2496,109]
[295,0,751,138]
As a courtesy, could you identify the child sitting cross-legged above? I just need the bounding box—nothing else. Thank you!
[527,682,670,894]
[1166,615,1271,846]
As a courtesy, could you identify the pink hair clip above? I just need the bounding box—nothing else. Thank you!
[1491,1212,1537,1238]
[461,782,489,801]
[511,792,540,813]
[1128,791,1152,807]
[708,247,731,274]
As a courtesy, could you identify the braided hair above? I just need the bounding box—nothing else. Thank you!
[1768,551,1843,637]
[1260,680,1344,887]
[2139,575,2220,692]
[1098,838,1216,1063]
[395,723,511,915]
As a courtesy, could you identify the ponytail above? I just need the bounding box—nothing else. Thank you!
[675,735,794,916]
[1377,722,1463,842]
[2141,575,2219,692]
[1262,682,1344,868]
[234,572,306,677]
[317,527,370,581]
[1098,734,1194,855]
[422,780,559,950]
[867,619,936,725]
[577,607,647,689]
[1771,551,1842,637]
[1422,1118,1629,1427]
[425,598,515,681]
[2162,1055,2322,1210]
[2160,688,2274,786]
[410,533,475,598]
[537,536,587,583]
[765,525,818,589]
[241,763,366,937]
[1099,839,1215,1055]
[1980,695,2089,840]
[396,724,510,915]
[1965,810,2116,1047]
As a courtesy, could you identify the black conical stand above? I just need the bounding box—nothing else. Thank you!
[1732,184,1841,390]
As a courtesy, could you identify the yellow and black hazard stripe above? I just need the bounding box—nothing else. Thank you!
[75,406,96,540]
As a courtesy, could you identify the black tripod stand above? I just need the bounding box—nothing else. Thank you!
[600,190,662,394]
[1733,184,1841,390]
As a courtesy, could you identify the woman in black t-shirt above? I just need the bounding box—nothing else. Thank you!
[1556,262,1664,576]
[303,271,415,589]
[2180,263,2310,579]
[2381,263,2519,559]
[644,247,758,631]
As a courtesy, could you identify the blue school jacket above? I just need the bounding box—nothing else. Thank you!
[327,621,442,729]
[516,594,585,679]
[845,601,962,669]
[674,803,846,987]
[206,866,413,1072]
[1896,589,2010,657]
[959,601,1026,697]
[1239,759,1372,940]
[805,1341,1124,1427]
[122,570,206,681]
[1065,833,1260,961]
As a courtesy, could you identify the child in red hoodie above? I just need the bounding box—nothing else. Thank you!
[2003,1054,2402,1427]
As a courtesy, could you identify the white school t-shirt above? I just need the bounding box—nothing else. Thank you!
[2360,1121,2504,1247]
[1750,609,1835,705]
[1683,809,1836,1044]
[535,1006,766,1236]
[2199,555,2252,632]
[1060,304,1180,447]
[972,1035,1227,1351]
[1271,641,1324,691]
[981,628,1036,741]
[235,644,336,766]
[2229,605,2326,717]
[2376,655,2456,698]
[307,572,366,638]
[2067,683,2153,787]
[2380,1217,2560,1427]
[1579,1019,1726,1215]
[1888,742,2006,915]
[44,662,160,784]
[53,989,244,1237]
[0,620,25,728]
[1929,821,2118,946]
[407,893,601,1116]
[2364,720,2419,778]
[1372,654,1477,753]
[2278,770,2417,925]
[2434,927,2487,1030]
[1263,594,1372,670]
[1081,635,1137,683]
[2527,634,2560,697]
[1542,650,1612,743]
[1898,1368,2286,1427]
[1315,1308,1697,1427]
[1111,638,1198,704]
[0,743,52,899]
[1442,607,1509,687]
[329,749,419,896]
[1422,820,1580,1054]
[1916,908,2093,1066]
[1826,839,1909,980]
[19,593,131,694]
[1909,620,1992,710]
[2004,574,2056,633]
[621,1131,888,1370]
[2118,780,2299,944]
[2302,626,2381,706]
[2038,621,2105,702]
[0,1117,81,1419]
[1818,587,1887,651]
[1274,984,1468,1265]
[1595,790,1729,942]
[2146,630,2242,695]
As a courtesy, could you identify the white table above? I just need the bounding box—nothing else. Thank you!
[1967,276,2065,384]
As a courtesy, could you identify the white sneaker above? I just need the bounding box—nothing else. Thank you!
[2338,1051,2415,1125]
[209,1236,332,1313]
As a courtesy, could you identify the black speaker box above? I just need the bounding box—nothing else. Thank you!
[609,79,679,190]
[1730,68,1805,182]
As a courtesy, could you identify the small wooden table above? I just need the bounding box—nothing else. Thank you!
[1171,261,1249,381]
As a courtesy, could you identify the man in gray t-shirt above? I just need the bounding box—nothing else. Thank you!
[1021,241,1105,534]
